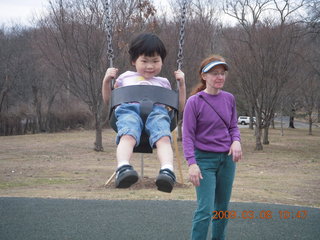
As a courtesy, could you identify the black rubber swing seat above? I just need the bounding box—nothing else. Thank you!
[109,85,179,153]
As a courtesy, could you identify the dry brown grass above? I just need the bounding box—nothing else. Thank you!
[0,127,319,207]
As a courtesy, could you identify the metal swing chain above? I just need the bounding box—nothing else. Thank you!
[104,0,187,70]
[104,0,114,68]
[177,0,188,71]
[104,0,188,89]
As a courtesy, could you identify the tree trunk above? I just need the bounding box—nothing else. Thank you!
[0,87,8,114]
[0,74,10,114]
[280,114,284,136]
[45,95,56,132]
[249,117,254,129]
[32,86,41,133]
[94,110,103,152]
[95,126,103,151]
[289,108,295,128]
[263,127,270,145]
[249,107,254,130]
[317,104,320,123]
[280,103,284,136]
[308,112,313,136]
[255,126,263,150]
[289,116,295,128]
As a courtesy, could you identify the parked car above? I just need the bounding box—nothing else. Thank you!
[238,116,256,125]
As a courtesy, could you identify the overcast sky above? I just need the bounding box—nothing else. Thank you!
[0,0,175,28]
[0,0,49,27]
[0,0,234,28]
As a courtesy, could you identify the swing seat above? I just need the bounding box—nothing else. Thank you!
[109,85,179,153]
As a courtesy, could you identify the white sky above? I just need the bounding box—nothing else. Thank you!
[0,0,49,27]
[0,0,173,27]
[0,0,235,28]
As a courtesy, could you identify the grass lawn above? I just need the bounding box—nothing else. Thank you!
[0,127,319,208]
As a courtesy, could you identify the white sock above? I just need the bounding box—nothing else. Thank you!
[161,164,174,172]
[117,160,130,168]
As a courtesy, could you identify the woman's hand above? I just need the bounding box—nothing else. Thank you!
[228,140,242,162]
[188,164,203,187]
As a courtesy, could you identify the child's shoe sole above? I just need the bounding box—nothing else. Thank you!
[115,165,139,188]
[155,169,176,193]
[156,176,174,193]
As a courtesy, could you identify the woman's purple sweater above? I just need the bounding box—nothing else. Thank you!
[182,91,241,166]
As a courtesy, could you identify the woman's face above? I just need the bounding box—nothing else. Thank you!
[202,65,226,92]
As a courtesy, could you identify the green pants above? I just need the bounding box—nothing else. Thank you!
[191,149,236,240]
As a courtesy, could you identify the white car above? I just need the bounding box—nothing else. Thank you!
[238,116,256,125]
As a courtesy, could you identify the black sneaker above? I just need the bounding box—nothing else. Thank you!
[115,165,139,188]
[155,168,176,193]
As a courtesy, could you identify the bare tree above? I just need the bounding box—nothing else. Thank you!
[0,26,43,135]
[108,0,159,71]
[0,27,22,114]
[301,72,319,135]
[36,0,110,150]
[36,0,161,150]
[223,0,306,150]
[297,21,320,134]
[305,0,320,124]
[305,0,320,35]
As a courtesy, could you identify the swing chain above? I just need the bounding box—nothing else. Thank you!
[177,0,188,70]
[104,0,114,68]
[104,0,187,86]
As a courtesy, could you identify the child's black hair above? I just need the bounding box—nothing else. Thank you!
[129,33,167,62]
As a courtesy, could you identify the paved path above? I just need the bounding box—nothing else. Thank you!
[0,198,319,240]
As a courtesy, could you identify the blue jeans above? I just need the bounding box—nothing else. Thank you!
[191,149,236,240]
[115,103,171,147]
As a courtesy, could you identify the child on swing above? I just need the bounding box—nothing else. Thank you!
[102,33,186,193]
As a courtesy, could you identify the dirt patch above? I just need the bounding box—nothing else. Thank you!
[104,176,189,189]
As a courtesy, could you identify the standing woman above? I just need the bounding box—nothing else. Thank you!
[182,55,242,240]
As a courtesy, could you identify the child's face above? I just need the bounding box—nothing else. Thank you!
[132,54,163,79]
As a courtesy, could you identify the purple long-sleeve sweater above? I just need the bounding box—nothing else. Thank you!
[182,90,241,166]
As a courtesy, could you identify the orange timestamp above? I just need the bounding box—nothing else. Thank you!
[212,210,308,220]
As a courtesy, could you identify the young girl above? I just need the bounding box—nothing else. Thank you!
[102,33,186,193]
[182,55,242,239]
